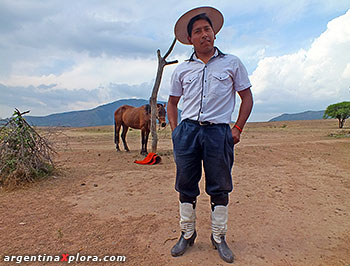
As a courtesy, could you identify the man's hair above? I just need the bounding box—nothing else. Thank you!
[187,13,213,37]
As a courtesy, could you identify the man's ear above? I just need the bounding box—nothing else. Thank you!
[187,36,193,44]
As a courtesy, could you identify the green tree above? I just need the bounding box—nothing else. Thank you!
[323,101,350,128]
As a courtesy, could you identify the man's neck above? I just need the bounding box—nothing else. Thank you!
[195,47,216,64]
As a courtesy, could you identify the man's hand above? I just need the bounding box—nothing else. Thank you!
[167,96,181,131]
[231,127,241,144]
[231,88,253,144]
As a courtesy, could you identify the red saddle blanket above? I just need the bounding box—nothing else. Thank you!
[134,152,161,165]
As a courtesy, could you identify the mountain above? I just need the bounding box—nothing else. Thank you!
[269,110,325,122]
[24,99,177,127]
[0,118,9,126]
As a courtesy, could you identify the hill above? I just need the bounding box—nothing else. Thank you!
[269,110,325,122]
[24,99,176,127]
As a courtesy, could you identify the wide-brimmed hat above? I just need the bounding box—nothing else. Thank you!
[174,6,224,45]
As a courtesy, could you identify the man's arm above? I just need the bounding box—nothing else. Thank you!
[231,88,253,144]
[167,96,181,131]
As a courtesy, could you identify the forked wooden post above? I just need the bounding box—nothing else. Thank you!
[150,38,178,153]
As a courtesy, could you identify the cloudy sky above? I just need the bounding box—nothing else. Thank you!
[1,0,349,121]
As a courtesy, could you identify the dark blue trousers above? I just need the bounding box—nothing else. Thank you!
[172,119,234,200]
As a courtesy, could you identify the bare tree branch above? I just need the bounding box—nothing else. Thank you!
[150,37,178,153]
[0,110,58,189]
[165,60,178,66]
[163,38,177,60]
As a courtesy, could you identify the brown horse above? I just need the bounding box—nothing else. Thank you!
[114,104,166,155]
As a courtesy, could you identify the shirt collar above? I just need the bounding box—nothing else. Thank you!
[187,47,225,62]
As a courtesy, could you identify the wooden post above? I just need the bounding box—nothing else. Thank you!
[150,37,178,153]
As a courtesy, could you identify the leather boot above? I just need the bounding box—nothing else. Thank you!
[171,202,196,257]
[211,234,234,263]
[211,205,234,263]
[171,230,197,256]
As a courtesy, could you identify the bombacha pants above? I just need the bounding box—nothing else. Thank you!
[172,119,234,203]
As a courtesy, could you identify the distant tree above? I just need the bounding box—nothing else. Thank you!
[323,101,350,128]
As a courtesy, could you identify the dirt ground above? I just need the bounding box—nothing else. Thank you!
[0,119,349,266]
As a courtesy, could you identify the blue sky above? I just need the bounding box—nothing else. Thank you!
[0,0,349,121]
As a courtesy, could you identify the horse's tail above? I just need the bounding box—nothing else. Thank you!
[114,108,122,144]
[114,110,117,144]
[114,106,126,144]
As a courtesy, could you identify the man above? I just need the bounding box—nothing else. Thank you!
[167,6,253,263]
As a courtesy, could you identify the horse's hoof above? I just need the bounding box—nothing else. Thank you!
[126,150,130,153]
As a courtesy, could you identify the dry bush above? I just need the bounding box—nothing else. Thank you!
[0,109,57,189]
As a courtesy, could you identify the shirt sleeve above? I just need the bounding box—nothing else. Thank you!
[233,58,251,92]
[169,67,183,97]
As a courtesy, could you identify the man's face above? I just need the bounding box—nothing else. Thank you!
[188,19,215,54]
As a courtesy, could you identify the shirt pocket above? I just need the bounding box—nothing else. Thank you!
[182,74,199,99]
[210,72,233,96]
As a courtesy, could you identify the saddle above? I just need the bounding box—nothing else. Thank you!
[134,152,161,165]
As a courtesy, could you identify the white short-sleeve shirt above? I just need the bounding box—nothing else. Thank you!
[170,48,251,124]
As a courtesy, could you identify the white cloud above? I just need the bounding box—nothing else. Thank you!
[250,9,350,116]
[4,53,158,90]
[343,63,350,79]
[0,82,155,118]
[1,1,349,121]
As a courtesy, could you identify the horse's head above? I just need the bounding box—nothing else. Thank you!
[157,103,167,127]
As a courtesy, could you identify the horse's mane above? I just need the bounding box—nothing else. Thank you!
[145,104,151,114]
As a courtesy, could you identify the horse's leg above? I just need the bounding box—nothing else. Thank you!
[140,128,145,154]
[121,125,130,152]
[140,129,145,155]
[144,129,150,155]
[115,120,121,152]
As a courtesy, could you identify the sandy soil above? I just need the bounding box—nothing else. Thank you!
[0,119,349,266]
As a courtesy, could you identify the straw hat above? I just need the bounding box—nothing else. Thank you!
[174,6,224,45]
